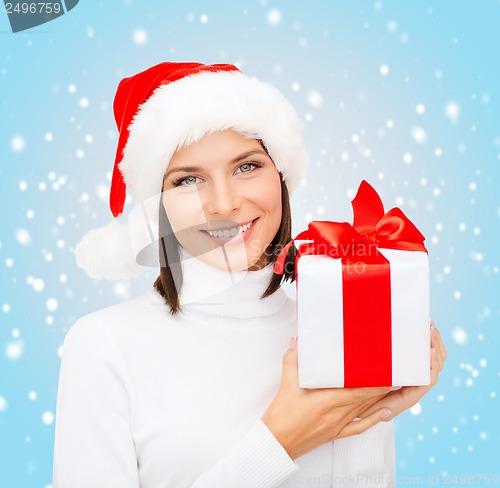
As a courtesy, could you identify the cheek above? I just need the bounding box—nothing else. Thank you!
[161,190,205,231]
[253,175,282,221]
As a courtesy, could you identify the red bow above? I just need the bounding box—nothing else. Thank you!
[274,180,427,274]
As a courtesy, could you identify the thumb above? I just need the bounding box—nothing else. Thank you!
[335,408,392,440]
[281,336,299,388]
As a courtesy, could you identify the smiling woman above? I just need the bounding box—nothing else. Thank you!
[155,130,296,314]
[163,131,281,260]
[53,62,405,488]
[162,130,282,272]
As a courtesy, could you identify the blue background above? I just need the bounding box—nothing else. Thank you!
[1,1,499,486]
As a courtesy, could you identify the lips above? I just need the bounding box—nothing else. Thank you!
[201,218,258,245]
[206,219,254,238]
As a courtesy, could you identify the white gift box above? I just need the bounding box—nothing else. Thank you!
[297,248,431,388]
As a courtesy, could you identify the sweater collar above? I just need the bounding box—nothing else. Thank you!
[172,248,290,320]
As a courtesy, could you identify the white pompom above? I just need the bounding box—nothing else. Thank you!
[74,219,144,280]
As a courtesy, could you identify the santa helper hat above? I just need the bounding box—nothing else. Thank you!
[74,61,309,280]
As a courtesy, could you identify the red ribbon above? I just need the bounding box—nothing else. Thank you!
[275,180,427,387]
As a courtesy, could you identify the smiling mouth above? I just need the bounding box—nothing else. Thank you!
[201,219,256,239]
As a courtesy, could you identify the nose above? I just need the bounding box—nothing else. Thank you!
[204,177,241,218]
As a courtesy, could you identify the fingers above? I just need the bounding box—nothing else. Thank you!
[333,385,394,407]
[430,321,446,360]
[433,325,447,362]
[433,345,443,372]
[430,344,440,385]
[430,323,446,372]
[335,408,392,439]
[350,394,391,420]
[281,337,300,389]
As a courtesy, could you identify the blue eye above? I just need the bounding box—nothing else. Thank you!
[237,162,262,173]
[173,176,201,187]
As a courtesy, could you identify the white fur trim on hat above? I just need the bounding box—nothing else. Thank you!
[118,70,308,202]
[74,219,144,280]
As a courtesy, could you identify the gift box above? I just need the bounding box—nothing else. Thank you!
[275,180,431,388]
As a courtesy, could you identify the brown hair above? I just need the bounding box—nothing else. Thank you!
[153,142,297,315]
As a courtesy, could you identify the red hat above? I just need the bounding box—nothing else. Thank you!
[110,62,241,218]
[75,61,309,279]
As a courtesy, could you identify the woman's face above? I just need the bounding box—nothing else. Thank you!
[161,129,282,272]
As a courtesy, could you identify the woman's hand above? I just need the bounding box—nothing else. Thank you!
[356,320,447,422]
[261,337,398,461]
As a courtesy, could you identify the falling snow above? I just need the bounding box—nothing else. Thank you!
[267,9,282,25]
[410,402,422,415]
[453,327,468,345]
[42,411,54,425]
[445,101,460,124]
[6,340,24,359]
[379,64,389,75]
[307,90,324,108]
[0,396,7,412]
[15,228,31,245]
[132,28,148,45]
[46,298,58,312]
[411,126,428,144]
[32,277,45,292]
[2,2,498,484]
[11,135,26,152]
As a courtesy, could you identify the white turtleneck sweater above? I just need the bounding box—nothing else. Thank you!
[52,252,395,488]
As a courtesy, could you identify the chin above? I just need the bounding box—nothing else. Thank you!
[193,246,264,272]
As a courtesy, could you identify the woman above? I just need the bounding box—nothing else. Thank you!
[53,62,446,487]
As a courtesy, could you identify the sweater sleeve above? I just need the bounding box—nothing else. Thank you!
[52,316,140,488]
[52,316,300,488]
[190,419,300,487]
[332,419,396,487]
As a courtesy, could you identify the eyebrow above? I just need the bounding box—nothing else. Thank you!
[163,150,270,180]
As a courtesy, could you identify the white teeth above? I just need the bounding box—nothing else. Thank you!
[207,220,253,238]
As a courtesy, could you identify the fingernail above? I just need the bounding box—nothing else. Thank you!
[380,409,392,419]
[430,322,435,332]
[390,386,402,391]
[432,347,437,355]
[289,336,298,349]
